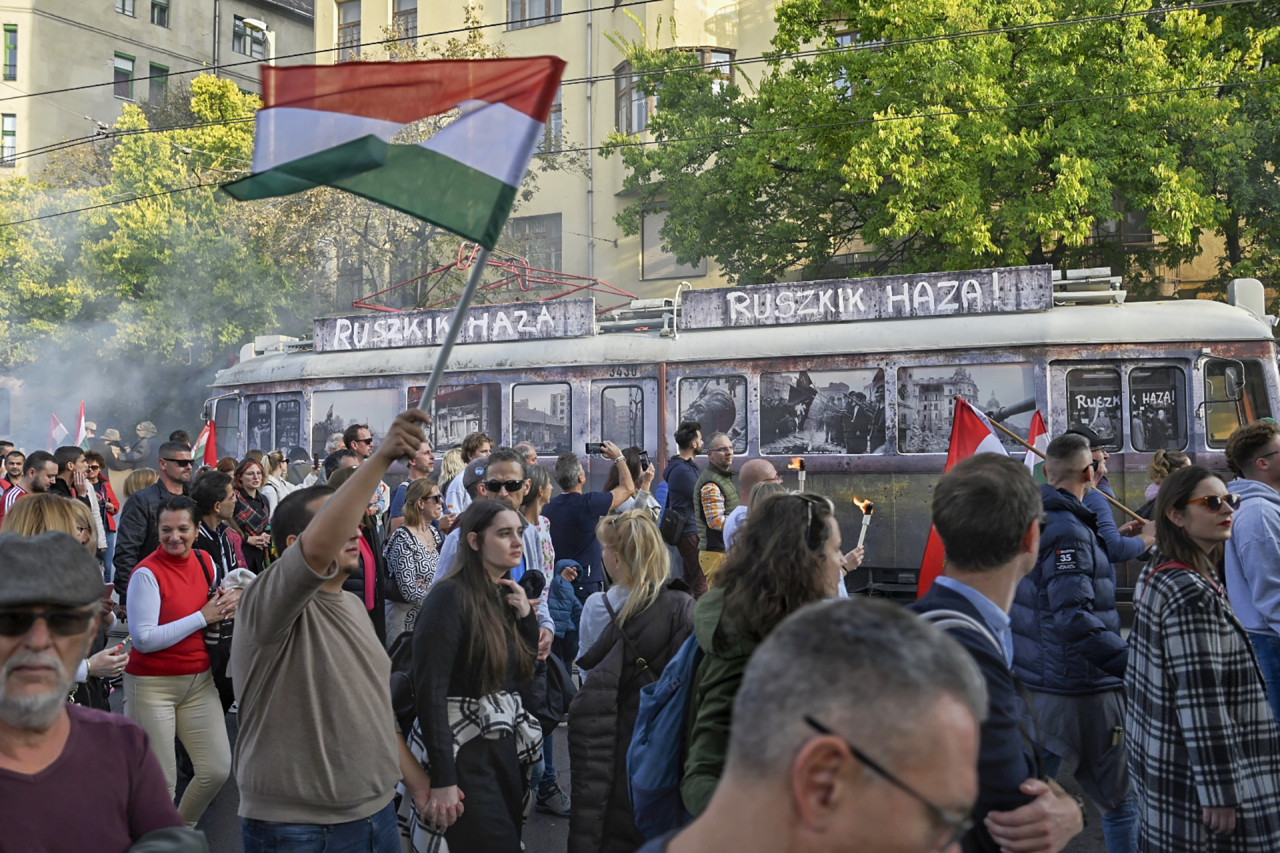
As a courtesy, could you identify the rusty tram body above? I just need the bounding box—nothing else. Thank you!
[209,264,1279,592]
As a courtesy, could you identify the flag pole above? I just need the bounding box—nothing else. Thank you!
[416,247,491,411]
[986,416,1146,522]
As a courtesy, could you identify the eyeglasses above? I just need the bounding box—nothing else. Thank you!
[804,716,974,849]
[0,608,98,637]
[709,446,733,455]
[1186,493,1242,513]
[1258,449,1280,462]
[484,479,526,494]
[161,458,194,467]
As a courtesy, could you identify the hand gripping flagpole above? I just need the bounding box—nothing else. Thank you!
[415,247,492,411]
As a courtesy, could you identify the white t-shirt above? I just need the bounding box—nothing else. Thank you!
[722,504,750,550]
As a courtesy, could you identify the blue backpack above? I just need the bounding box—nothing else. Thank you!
[627,633,705,839]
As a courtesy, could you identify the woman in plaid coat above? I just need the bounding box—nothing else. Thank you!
[1126,465,1280,851]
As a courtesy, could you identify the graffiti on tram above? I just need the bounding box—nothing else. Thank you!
[761,369,887,455]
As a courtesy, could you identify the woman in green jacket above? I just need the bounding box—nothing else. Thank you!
[681,491,849,816]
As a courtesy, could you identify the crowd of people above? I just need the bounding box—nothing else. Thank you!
[5,410,1280,853]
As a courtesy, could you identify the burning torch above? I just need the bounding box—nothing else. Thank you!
[788,457,806,492]
[853,496,874,549]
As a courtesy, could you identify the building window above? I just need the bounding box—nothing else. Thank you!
[615,62,648,134]
[113,53,135,100]
[539,88,562,152]
[233,16,267,58]
[149,63,169,102]
[337,1,361,61]
[150,0,169,27]
[393,0,417,38]
[506,213,562,271]
[3,26,15,81]
[508,0,560,30]
[642,207,706,280]
[679,47,734,92]
[1,114,15,167]
[115,0,136,16]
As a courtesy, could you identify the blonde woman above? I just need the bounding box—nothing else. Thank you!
[260,450,295,517]
[123,467,159,501]
[569,509,695,853]
[438,447,466,492]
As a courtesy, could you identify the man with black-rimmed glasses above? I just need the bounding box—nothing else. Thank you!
[113,440,193,608]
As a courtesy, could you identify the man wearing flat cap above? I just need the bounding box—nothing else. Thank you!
[0,532,183,851]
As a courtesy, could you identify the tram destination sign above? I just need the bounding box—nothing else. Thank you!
[678,264,1053,330]
[314,298,596,353]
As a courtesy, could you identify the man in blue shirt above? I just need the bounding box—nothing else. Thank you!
[543,443,634,604]
[662,421,705,595]
[911,453,1084,853]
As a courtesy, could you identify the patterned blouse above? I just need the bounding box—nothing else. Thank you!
[383,524,445,605]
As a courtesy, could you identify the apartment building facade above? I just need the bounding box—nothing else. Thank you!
[0,0,313,176]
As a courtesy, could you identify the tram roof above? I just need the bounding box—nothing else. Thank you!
[212,299,1276,388]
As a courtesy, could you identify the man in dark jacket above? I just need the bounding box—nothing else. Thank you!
[1012,432,1137,852]
[911,454,1083,853]
[113,440,193,606]
[662,421,705,596]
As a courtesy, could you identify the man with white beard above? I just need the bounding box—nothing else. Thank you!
[0,532,184,851]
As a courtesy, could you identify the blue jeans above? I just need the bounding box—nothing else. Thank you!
[243,800,399,853]
[1248,631,1280,724]
[1043,752,1138,853]
[537,728,557,795]
[104,529,117,583]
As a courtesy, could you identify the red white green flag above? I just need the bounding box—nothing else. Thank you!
[192,422,218,467]
[224,57,566,249]
[1024,410,1049,483]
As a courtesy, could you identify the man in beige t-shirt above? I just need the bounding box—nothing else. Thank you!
[232,410,433,852]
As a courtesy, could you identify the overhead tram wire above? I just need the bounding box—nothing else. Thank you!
[0,0,1264,166]
[4,73,1277,230]
[0,0,1260,107]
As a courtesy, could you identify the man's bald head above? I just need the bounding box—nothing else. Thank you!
[739,459,780,505]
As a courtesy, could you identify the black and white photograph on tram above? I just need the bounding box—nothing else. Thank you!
[309,388,400,454]
[512,382,571,454]
[273,399,303,458]
[760,368,886,454]
[897,363,1036,453]
[1129,366,1188,452]
[679,375,748,452]
[1066,367,1124,450]
[409,383,501,449]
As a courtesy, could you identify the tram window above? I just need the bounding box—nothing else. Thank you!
[898,364,1035,453]
[411,383,501,449]
[1065,368,1122,451]
[1205,360,1273,448]
[761,368,886,454]
[247,401,272,452]
[513,383,571,455]
[311,389,401,455]
[275,400,303,457]
[601,386,644,449]
[1129,366,1187,452]
[214,398,240,457]
[679,376,748,453]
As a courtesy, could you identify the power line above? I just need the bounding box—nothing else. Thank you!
[2,0,1264,166]
[5,74,1275,229]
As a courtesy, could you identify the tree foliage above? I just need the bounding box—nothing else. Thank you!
[605,0,1280,293]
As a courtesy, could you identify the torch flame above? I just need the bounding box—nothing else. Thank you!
[852,496,874,515]
[788,457,805,471]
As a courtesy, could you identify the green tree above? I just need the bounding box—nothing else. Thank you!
[605,1,1280,290]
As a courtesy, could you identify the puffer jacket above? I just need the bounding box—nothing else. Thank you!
[549,561,584,637]
[1011,484,1127,695]
[567,583,694,853]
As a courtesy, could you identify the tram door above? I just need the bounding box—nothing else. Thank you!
[590,377,660,459]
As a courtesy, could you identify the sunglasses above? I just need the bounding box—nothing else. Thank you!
[484,479,525,494]
[351,437,374,445]
[424,494,444,503]
[0,608,98,637]
[87,464,101,471]
[161,458,194,467]
[793,493,833,550]
[1186,493,1242,512]
[805,716,973,850]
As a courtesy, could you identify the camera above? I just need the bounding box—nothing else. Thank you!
[585,442,606,455]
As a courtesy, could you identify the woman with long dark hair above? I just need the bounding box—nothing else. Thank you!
[233,458,270,573]
[1126,465,1280,850]
[569,509,694,853]
[124,496,234,828]
[408,499,542,852]
[681,491,847,817]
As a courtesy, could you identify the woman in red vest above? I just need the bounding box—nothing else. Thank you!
[124,495,236,827]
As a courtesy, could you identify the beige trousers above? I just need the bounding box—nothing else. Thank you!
[124,669,231,827]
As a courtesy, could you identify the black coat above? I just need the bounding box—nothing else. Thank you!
[113,480,186,603]
[911,583,1038,853]
[567,584,694,853]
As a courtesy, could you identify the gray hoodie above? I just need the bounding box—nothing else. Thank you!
[1225,477,1280,635]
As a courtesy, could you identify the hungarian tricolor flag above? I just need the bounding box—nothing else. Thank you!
[192,422,218,467]
[917,398,1009,597]
[1024,410,1049,483]
[48,414,68,451]
[74,402,88,448]
[224,58,566,248]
